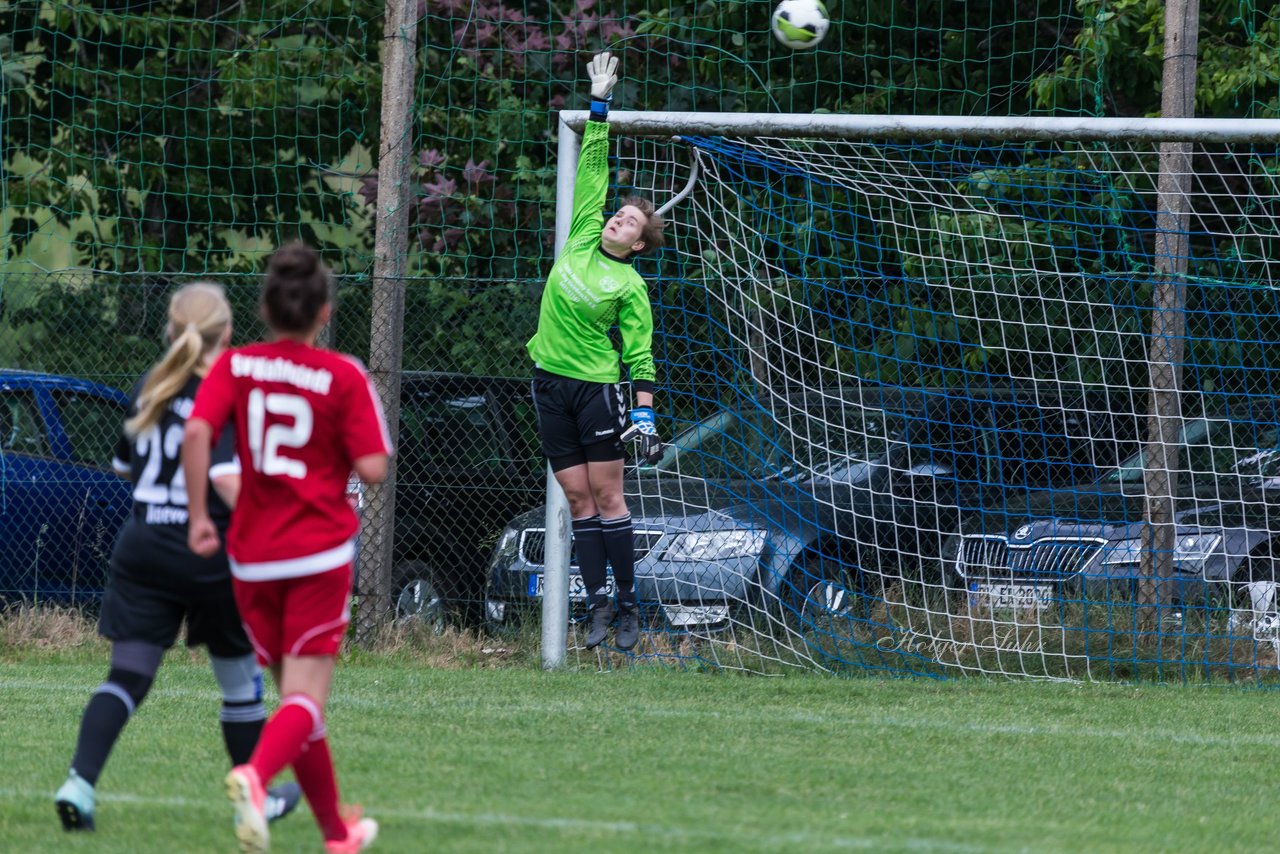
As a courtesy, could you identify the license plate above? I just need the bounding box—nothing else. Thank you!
[970,582,1053,611]
[528,573,614,600]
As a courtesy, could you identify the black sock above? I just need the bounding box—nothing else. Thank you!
[602,514,636,610]
[220,700,266,766]
[69,669,151,786]
[572,515,610,609]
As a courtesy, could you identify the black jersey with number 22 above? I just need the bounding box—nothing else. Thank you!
[109,374,238,583]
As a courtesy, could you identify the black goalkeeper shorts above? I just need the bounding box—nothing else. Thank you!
[531,370,627,470]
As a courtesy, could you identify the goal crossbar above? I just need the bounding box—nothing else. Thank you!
[560,110,1280,143]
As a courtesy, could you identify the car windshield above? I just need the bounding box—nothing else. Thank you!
[1104,418,1280,484]
[643,400,908,483]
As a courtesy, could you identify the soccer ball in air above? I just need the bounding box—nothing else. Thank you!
[771,0,830,50]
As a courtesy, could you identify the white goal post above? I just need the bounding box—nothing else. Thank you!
[568,111,1280,144]
[539,111,1280,679]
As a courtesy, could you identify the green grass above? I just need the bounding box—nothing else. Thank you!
[4,647,1280,853]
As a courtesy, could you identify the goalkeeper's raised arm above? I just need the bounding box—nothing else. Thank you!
[562,52,661,258]
[524,51,667,653]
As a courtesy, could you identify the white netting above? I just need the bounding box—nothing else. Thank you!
[536,125,1280,681]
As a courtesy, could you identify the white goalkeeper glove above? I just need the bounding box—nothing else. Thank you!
[587,51,619,101]
[621,406,664,466]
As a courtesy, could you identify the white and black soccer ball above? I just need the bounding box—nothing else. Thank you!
[771,0,830,50]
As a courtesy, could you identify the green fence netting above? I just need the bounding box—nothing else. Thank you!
[5,0,1280,681]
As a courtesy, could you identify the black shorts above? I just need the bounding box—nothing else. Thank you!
[98,563,252,658]
[531,370,628,470]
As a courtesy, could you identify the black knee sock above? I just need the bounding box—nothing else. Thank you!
[572,515,610,609]
[220,700,266,766]
[69,668,152,786]
[601,514,636,610]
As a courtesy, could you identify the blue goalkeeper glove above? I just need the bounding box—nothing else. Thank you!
[621,406,664,465]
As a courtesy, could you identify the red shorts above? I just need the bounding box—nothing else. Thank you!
[232,564,353,665]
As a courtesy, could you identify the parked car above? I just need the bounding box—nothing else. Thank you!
[766,386,1142,621]
[0,370,131,604]
[483,384,1142,634]
[943,399,1280,626]
[0,369,542,621]
[386,372,545,626]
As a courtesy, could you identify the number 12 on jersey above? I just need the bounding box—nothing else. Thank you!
[247,389,313,478]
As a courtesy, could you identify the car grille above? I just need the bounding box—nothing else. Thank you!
[958,535,1105,580]
[519,528,665,568]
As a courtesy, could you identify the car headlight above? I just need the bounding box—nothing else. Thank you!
[664,529,766,562]
[1100,534,1224,567]
[1174,533,1223,568]
[1101,538,1143,566]
[492,527,520,560]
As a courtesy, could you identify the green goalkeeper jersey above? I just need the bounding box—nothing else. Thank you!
[526,120,656,387]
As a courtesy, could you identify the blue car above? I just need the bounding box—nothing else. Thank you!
[0,370,131,604]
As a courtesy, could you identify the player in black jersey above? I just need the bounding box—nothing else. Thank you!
[55,282,300,832]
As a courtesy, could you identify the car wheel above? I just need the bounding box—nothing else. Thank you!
[776,550,850,619]
[394,562,446,635]
[1229,549,1280,636]
[797,577,863,662]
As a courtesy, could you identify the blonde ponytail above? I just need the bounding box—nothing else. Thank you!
[125,282,232,437]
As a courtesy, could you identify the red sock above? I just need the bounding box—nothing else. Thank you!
[294,733,346,841]
[250,695,318,783]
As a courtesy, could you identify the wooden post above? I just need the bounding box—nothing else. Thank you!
[356,0,416,643]
[1139,0,1199,626]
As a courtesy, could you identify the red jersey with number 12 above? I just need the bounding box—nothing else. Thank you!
[191,340,392,580]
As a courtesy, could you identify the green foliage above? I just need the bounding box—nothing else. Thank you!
[336,277,539,376]
[5,0,1280,387]
[3,276,161,378]
[1,274,265,381]
[1184,280,1280,395]
[627,0,1091,115]
[3,0,380,276]
[1032,0,1280,117]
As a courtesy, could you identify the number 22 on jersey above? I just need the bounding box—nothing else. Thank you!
[247,389,314,478]
[134,423,187,505]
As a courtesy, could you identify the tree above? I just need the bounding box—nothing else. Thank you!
[1031,0,1280,118]
[2,0,381,275]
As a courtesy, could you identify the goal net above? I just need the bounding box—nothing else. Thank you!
[542,113,1280,681]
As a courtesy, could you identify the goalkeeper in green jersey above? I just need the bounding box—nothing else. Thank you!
[526,50,666,653]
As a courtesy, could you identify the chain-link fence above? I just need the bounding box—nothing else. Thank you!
[7,0,1280,674]
[0,272,542,628]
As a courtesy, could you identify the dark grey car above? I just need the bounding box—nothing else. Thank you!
[484,393,881,630]
[945,403,1280,632]
[484,384,1141,636]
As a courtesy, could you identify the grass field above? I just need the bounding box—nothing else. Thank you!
[3,614,1279,853]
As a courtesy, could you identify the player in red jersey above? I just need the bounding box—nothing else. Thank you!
[183,242,391,854]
